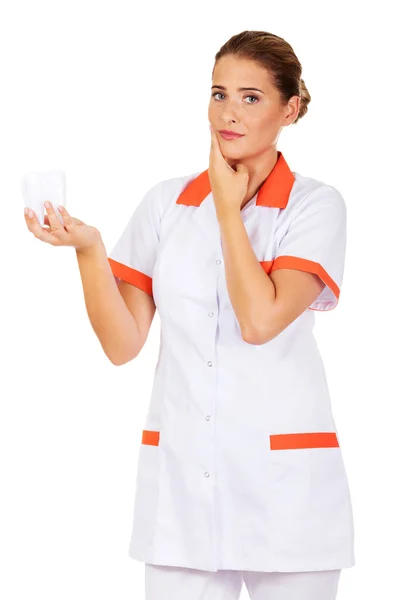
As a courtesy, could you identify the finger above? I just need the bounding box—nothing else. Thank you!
[56,205,81,227]
[44,201,66,232]
[24,209,63,245]
[42,215,65,233]
[45,202,67,241]
[210,125,228,166]
[209,124,225,162]
[26,209,62,229]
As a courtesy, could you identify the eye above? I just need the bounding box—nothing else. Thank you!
[211,92,259,104]
[245,95,259,104]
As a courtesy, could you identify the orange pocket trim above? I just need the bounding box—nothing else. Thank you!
[142,430,160,446]
[108,258,153,297]
[270,432,339,450]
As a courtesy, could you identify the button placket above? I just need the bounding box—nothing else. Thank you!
[203,254,222,486]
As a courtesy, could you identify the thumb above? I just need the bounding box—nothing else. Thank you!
[235,163,249,176]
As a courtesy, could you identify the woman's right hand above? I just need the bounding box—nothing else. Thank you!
[24,201,102,252]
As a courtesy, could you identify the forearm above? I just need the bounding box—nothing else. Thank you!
[218,210,276,342]
[75,236,140,364]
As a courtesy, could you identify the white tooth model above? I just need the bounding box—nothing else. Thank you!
[21,170,66,226]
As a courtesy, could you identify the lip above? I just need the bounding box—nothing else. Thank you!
[218,130,245,140]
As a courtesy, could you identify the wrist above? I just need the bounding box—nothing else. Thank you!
[217,208,241,225]
[76,232,104,257]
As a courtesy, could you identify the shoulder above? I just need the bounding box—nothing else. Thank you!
[285,172,346,221]
[142,171,202,217]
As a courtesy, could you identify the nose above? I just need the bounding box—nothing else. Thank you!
[220,104,239,124]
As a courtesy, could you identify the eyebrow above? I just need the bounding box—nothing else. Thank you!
[211,85,265,94]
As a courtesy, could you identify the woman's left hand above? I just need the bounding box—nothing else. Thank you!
[208,124,249,220]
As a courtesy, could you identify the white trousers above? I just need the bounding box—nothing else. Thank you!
[145,564,342,600]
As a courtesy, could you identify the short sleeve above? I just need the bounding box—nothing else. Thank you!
[107,181,163,297]
[270,185,347,311]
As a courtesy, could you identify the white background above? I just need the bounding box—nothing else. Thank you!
[1,1,398,598]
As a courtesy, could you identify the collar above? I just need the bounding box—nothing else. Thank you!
[176,150,295,208]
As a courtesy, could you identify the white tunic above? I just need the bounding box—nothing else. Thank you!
[107,151,356,573]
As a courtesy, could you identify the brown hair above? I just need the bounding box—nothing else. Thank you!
[212,30,311,124]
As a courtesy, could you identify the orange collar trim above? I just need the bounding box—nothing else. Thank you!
[176,151,295,208]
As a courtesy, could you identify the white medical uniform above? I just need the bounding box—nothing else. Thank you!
[108,151,355,573]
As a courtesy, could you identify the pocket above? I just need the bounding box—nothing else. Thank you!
[268,431,353,541]
[130,430,161,543]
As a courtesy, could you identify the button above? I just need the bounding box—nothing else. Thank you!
[207,361,213,367]
[206,415,210,421]
[208,312,214,317]
[204,472,210,478]
[216,259,221,265]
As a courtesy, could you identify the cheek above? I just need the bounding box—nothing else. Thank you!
[248,113,280,138]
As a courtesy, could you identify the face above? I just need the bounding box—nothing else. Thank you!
[208,55,299,163]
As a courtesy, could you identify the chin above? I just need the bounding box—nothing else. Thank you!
[223,151,246,165]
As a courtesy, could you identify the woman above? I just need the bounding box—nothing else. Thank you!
[24,30,355,600]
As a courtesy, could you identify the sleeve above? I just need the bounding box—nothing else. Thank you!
[270,185,347,311]
[107,181,163,297]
